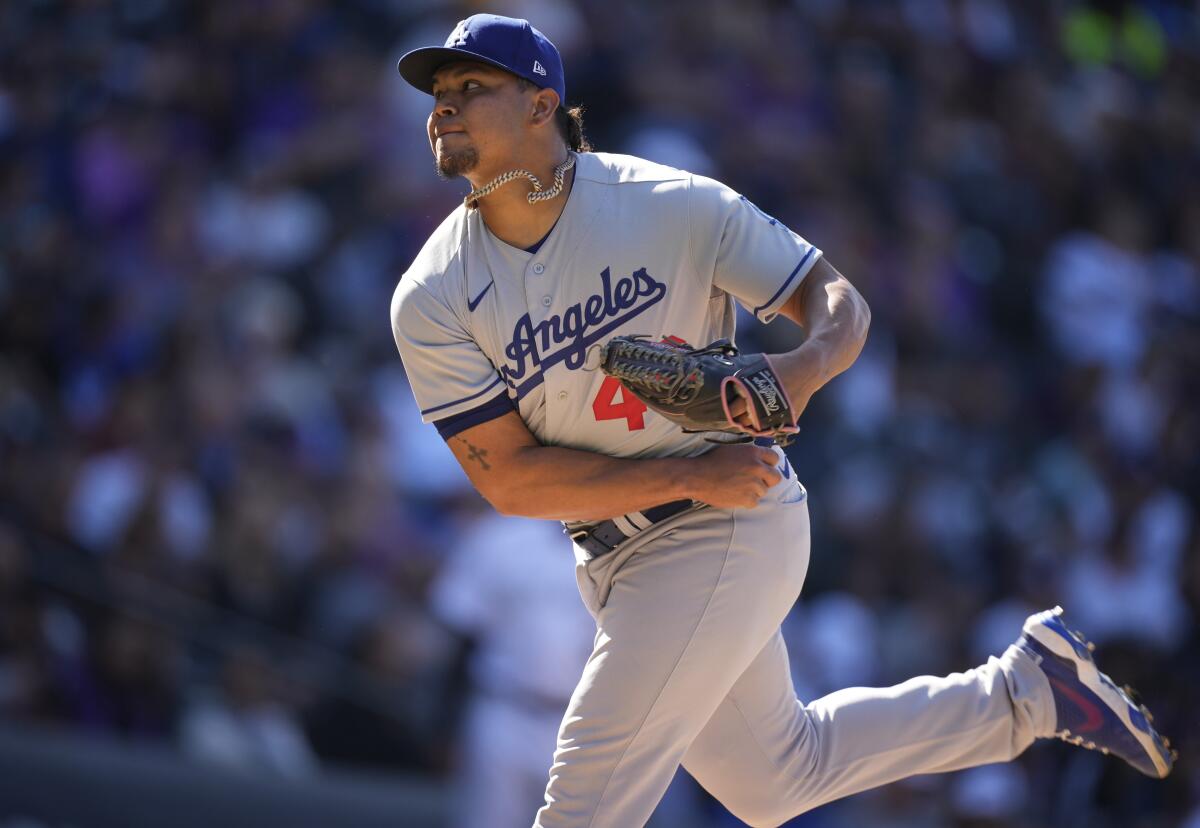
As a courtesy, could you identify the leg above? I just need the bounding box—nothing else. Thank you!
[682,628,1055,828]
[534,494,812,827]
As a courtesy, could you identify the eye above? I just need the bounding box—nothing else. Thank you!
[432,79,480,102]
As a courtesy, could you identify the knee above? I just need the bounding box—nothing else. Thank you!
[723,753,823,827]
[723,780,816,828]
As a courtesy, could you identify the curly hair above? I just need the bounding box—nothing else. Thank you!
[516,78,592,152]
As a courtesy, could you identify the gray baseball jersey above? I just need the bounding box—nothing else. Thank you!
[390,152,822,454]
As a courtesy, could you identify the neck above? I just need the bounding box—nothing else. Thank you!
[470,148,576,249]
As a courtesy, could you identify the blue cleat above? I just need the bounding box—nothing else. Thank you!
[1017,606,1176,778]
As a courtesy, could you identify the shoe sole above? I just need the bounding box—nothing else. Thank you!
[1024,606,1174,778]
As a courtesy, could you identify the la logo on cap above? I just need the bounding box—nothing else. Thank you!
[448,20,469,47]
[533,60,547,76]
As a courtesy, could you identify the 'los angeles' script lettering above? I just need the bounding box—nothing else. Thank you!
[503,266,666,383]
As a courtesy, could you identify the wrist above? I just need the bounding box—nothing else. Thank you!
[772,344,829,402]
[663,455,704,502]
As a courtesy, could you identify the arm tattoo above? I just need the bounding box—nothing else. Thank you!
[457,437,492,471]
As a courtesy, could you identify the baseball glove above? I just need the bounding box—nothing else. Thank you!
[596,335,799,443]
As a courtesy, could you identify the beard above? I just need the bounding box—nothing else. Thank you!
[436,145,479,179]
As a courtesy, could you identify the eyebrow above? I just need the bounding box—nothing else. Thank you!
[431,63,503,89]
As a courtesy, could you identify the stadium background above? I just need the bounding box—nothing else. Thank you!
[0,0,1197,825]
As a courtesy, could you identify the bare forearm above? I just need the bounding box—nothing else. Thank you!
[453,432,695,521]
[774,266,871,400]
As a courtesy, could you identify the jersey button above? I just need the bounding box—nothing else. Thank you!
[533,263,545,274]
[541,296,552,307]
[558,390,568,400]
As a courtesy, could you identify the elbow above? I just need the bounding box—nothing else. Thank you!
[482,487,561,521]
[466,446,544,518]
[481,486,519,517]
[479,484,538,519]
[854,286,872,347]
[859,291,878,343]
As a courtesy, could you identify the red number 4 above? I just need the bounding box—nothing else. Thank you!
[592,376,647,430]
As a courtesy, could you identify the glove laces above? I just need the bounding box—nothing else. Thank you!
[607,338,738,402]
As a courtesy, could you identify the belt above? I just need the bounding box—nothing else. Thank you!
[567,499,696,559]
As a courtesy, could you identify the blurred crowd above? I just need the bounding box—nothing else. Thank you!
[1,0,1197,826]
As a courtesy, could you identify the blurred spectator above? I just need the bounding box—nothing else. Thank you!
[179,645,316,778]
[784,591,881,701]
[949,762,1033,827]
[0,525,46,720]
[305,603,458,774]
[62,615,180,740]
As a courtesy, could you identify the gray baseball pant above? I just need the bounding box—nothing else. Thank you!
[533,464,1055,827]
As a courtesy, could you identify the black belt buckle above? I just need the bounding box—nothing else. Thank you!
[567,521,622,559]
[569,530,608,559]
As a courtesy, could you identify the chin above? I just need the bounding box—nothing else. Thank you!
[436,146,479,179]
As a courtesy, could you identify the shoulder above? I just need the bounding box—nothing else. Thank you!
[578,153,742,218]
[577,152,739,202]
[391,206,470,324]
[687,171,741,207]
[575,151,691,187]
[685,171,756,230]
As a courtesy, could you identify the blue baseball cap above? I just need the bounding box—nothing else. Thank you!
[397,14,566,104]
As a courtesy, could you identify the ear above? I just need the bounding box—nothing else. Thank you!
[529,88,560,128]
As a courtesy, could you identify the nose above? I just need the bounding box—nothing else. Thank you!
[432,96,457,119]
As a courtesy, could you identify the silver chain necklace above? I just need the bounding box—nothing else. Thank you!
[465,152,576,210]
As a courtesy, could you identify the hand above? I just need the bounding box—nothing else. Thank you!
[687,444,782,509]
[724,347,819,434]
[726,383,813,433]
[726,393,754,431]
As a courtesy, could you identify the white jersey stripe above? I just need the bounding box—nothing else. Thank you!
[612,515,641,537]
[625,512,654,531]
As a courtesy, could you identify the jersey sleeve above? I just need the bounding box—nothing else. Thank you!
[390,277,510,426]
[689,175,823,323]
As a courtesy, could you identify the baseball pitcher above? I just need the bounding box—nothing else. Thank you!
[390,15,1174,827]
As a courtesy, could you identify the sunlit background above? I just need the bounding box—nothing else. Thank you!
[0,1,1196,826]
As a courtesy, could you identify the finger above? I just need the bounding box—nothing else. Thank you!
[733,412,754,427]
[729,396,748,417]
[756,466,780,487]
[756,448,779,464]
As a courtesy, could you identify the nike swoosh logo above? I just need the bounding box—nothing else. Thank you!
[1050,676,1105,733]
[467,282,493,312]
